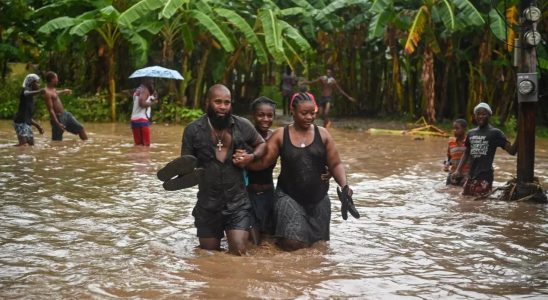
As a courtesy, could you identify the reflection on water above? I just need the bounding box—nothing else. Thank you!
[0,120,546,298]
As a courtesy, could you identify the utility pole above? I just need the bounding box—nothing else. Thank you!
[514,0,545,201]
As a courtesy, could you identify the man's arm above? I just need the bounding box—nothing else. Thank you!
[181,126,194,156]
[30,119,44,134]
[504,141,518,156]
[138,89,153,108]
[23,89,44,96]
[503,131,518,155]
[304,76,321,85]
[238,128,282,170]
[44,92,64,130]
[334,80,355,102]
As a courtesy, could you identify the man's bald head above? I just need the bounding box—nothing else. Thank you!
[206,84,231,102]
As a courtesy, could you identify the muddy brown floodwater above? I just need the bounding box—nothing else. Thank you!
[0,120,547,299]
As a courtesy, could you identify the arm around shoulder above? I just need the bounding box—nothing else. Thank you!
[245,128,282,171]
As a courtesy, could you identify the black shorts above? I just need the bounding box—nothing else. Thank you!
[192,204,253,239]
[51,111,84,141]
[318,96,332,106]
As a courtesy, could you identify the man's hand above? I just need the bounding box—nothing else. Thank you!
[61,89,72,95]
[57,123,66,132]
[450,171,463,181]
[321,167,332,181]
[37,126,44,135]
[232,149,254,168]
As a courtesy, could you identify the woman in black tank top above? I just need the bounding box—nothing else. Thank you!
[239,92,355,251]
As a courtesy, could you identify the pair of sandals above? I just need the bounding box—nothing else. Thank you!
[337,185,360,220]
[158,156,361,220]
[157,155,203,191]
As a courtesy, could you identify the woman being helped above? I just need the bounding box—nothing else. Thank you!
[236,92,353,251]
[247,97,277,242]
[131,77,157,146]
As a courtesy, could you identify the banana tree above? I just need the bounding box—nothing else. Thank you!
[38,4,149,121]
[404,0,484,123]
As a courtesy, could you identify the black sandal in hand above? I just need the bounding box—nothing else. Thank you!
[337,185,360,220]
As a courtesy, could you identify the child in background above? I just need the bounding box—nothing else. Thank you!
[444,119,469,186]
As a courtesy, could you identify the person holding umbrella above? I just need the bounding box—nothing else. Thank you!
[129,66,184,146]
[131,77,157,146]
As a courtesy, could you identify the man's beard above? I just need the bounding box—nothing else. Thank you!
[207,106,232,129]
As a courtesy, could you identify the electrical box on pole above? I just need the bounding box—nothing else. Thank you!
[517,73,538,103]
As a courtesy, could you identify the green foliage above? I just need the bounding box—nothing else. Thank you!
[260,84,283,108]
[155,102,203,123]
[0,76,23,119]
[56,94,111,122]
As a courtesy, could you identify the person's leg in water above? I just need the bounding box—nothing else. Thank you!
[199,237,221,251]
[323,102,332,128]
[226,229,249,255]
[318,104,326,125]
[277,238,307,251]
[132,127,143,145]
[15,135,28,146]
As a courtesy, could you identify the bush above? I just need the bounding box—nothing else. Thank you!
[0,75,25,119]
[154,102,203,123]
[260,84,283,107]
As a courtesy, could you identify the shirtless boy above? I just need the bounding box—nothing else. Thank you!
[305,68,355,127]
[44,71,88,141]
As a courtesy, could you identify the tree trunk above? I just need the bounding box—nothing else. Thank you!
[192,46,210,109]
[108,48,116,121]
[421,47,436,123]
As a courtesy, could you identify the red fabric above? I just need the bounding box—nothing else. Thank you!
[290,92,317,110]
[462,179,492,196]
[132,126,151,146]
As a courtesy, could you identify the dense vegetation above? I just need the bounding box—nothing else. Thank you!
[1,0,546,125]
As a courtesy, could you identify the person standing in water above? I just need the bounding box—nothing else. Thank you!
[13,74,45,146]
[246,97,277,243]
[44,71,88,141]
[131,77,157,146]
[444,119,469,186]
[280,66,297,116]
[181,84,266,255]
[452,102,517,196]
[236,92,355,251]
[305,68,355,127]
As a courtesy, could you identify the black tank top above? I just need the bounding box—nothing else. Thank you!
[248,163,275,185]
[277,125,329,205]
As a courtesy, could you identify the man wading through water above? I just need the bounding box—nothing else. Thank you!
[179,84,266,255]
[44,71,88,141]
[452,102,517,196]
[305,68,355,128]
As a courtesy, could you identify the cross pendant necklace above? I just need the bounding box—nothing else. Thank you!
[208,118,225,152]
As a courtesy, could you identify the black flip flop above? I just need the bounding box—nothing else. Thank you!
[337,185,360,220]
[157,155,197,182]
[162,168,204,191]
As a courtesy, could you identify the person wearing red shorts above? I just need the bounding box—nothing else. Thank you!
[131,77,157,146]
[452,102,517,196]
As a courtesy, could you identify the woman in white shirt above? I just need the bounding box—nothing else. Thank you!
[131,77,156,146]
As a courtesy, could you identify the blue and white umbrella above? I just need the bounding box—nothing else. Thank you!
[129,66,184,80]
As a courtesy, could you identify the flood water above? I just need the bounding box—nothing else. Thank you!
[0,119,547,299]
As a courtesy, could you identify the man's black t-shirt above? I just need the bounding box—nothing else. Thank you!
[465,125,508,183]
